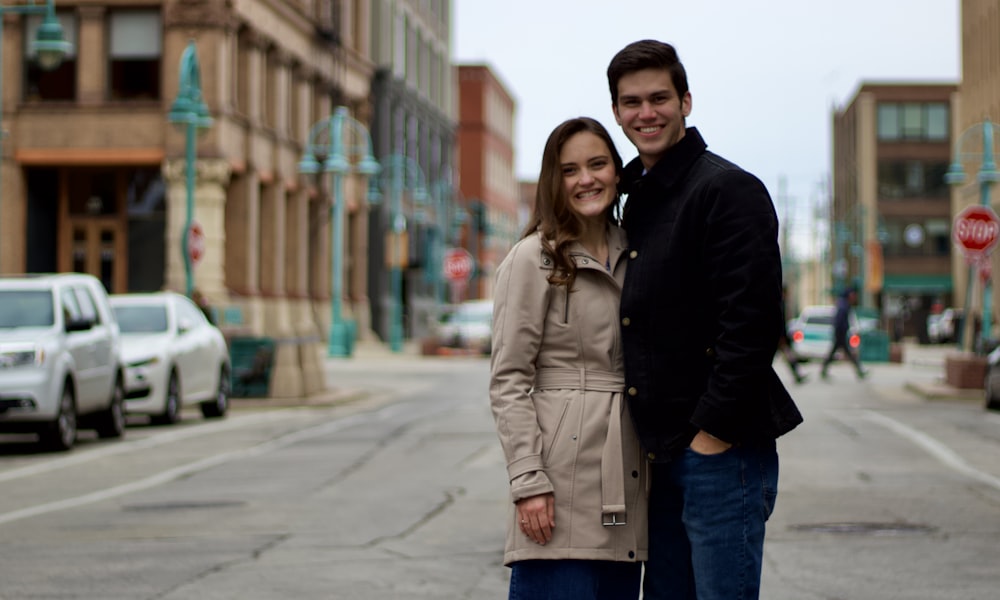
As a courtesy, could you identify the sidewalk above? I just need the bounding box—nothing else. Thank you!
[894,341,985,403]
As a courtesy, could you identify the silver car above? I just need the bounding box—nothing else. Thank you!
[0,274,126,450]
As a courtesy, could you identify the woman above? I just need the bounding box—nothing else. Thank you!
[490,117,647,600]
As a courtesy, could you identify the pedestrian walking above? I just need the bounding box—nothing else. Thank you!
[820,287,868,380]
[606,39,803,600]
[489,117,647,599]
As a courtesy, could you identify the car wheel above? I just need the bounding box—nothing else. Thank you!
[152,371,182,426]
[95,374,126,439]
[39,383,77,452]
[986,371,1000,411]
[201,365,230,419]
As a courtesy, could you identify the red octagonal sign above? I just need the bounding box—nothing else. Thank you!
[954,205,1000,256]
[443,247,474,282]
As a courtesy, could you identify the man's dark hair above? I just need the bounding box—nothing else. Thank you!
[606,39,689,106]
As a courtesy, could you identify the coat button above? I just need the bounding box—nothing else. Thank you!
[631,470,639,478]
[627,386,637,396]
[705,347,716,357]
[647,452,656,460]
[582,258,589,264]
[629,250,638,259]
[628,551,635,559]
[621,317,630,326]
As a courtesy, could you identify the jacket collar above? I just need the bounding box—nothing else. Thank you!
[621,126,707,193]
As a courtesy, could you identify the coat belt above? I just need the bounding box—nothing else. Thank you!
[534,367,628,526]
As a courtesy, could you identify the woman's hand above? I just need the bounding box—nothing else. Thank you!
[516,493,555,545]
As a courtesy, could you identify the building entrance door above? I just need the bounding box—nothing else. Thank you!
[57,169,128,293]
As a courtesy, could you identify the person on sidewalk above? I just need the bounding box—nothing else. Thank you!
[820,287,868,380]
[489,117,647,599]
[607,39,803,600]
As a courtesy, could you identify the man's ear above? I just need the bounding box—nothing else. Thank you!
[682,92,692,118]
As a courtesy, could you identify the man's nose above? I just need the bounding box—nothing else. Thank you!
[638,101,656,120]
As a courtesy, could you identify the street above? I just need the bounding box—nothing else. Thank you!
[0,345,998,599]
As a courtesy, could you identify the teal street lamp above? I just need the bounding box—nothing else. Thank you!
[298,106,379,358]
[0,0,70,265]
[370,154,428,352]
[946,119,1000,353]
[167,41,213,299]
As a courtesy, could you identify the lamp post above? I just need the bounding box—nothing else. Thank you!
[370,154,428,352]
[167,41,212,299]
[298,106,379,358]
[0,0,70,265]
[946,119,1000,353]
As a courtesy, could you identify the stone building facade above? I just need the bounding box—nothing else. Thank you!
[0,0,393,396]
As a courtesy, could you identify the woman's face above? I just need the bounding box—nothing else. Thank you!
[559,131,618,222]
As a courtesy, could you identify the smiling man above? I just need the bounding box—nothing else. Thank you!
[607,40,804,600]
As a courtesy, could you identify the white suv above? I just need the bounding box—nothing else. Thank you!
[0,274,126,450]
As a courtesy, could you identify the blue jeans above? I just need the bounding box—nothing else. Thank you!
[509,559,641,600]
[643,440,779,600]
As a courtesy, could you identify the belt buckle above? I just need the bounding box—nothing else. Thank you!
[602,513,626,527]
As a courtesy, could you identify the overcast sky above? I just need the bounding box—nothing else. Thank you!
[452,0,961,258]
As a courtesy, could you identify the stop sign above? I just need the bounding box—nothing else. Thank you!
[953,205,1000,255]
[443,247,474,282]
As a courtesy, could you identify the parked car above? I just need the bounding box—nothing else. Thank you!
[432,299,494,355]
[928,308,961,344]
[0,273,126,450]
[789,304,861,361]
[110,292,231,424]
[984,345,1000,411]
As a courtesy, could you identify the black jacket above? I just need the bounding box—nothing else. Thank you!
[619,128,803,461]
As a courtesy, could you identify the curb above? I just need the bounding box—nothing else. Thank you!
[230,388,370,410]
[903,381,984,403]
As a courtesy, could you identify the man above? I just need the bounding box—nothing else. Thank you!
[607,39,803,599]
[820,287,868,380]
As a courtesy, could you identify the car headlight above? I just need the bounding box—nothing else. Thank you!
[127,356,161,368]
[0,348,43,368]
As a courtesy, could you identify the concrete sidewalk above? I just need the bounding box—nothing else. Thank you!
[227,338,989,408]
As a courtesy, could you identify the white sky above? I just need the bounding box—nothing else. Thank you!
[452,0,961,258]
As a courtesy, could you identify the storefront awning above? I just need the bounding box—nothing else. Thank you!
[882,274,952,293]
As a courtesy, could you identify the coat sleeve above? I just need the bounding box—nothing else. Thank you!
[489,237,554,502]
[690,169,784,442]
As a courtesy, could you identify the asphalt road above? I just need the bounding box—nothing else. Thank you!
[0,345,997,599]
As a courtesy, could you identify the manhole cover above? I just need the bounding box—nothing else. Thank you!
[790,522,935,535]
[122,500,246,512]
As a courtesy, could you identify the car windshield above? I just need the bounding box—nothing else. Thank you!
[0,290,55,328]
[805,315,834,326]
[113,305,169,333]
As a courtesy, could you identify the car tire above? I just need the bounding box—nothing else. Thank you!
[986,371,1000,411]
[95,374,126,439]
[152,371,182,426]
[39,383,77,452]
[201,365,230,419]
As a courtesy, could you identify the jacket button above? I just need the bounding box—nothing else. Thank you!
[627,386,637,396]
[629,250,638,259]
[647,452,656,460]
[628,551,635,559]
[621,317,630,326]
[631,470,639,478]
[705,347,716,357]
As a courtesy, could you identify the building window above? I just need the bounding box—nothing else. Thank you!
[877,102,950,142]
[881,217,950,257]
[878,160,950,199]
[23,12,77,101]
[108,10,161,100]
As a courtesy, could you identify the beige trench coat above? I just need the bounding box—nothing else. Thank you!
[489,228,648,566]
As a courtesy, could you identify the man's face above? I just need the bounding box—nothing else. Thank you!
[612,68,691,171]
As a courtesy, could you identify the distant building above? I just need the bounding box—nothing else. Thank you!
[953,0,1000,341]
[456,64,518,300]
[832,82,957,340]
